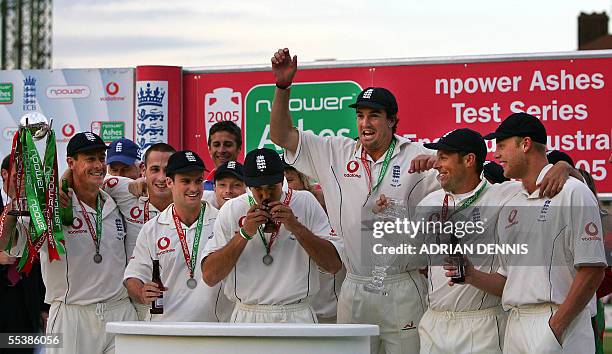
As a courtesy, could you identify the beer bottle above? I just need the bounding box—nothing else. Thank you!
[60,178,73,226]
[150,260,164,314]
[449,253,466,283]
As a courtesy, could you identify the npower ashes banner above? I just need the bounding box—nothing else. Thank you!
[0,68,134,173]
[184,53,611,194]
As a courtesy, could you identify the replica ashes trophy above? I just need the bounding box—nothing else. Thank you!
[0,112,65,273]
[363,198,407,296]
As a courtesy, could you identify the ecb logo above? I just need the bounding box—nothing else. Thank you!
[23,76,37,111]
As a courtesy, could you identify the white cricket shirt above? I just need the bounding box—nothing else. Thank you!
[203,190,343,305]
[497,164,606,315]
[284,131,440,276]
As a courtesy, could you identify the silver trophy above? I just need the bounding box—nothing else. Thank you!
[8,112,51,216]
[363,198,407,296]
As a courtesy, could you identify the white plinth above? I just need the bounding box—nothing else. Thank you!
[107,322,379,354]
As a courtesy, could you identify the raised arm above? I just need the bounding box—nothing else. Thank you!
[270,48,299,154]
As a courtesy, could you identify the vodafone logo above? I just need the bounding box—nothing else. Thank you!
[585,222,599,237]
[344,160,361,178]
[130,206,142,219]
[62,123,75,137]
[72,217,83,229]
[157,236,171,250]
[46,85,90,99]
[106,82,119,96]
[505,209,518,229]
[101,82,125,102]
[2,127,18,140]
[347,161,359,173]
[105,178,119,188]
[238,216,246,228]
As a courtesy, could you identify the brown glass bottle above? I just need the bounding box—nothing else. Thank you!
[449,253,465,283]
[150,260,164,314]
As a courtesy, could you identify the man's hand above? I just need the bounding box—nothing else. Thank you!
[443,255,475,286]
[0,251,17,265]
[271,48,297,86]
[537,161,571,198]
[409,154,436,173]
[59,182,73,209]
[242,204,271,236]
[268,201,299,233]
[128,177,147,197]
[139,282,166,304]
[548,316,564,345]
[372,194,389,214]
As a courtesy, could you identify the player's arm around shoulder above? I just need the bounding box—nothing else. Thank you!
[202,198,250,287]
[274,190,342,274]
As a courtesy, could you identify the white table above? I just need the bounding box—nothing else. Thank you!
[107,322,379,354]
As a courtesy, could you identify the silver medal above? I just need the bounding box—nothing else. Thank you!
[262,254,273,265]
[186,278,197,289]
[93,253,103,263]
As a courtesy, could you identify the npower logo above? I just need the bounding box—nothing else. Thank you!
[46,85,90,99]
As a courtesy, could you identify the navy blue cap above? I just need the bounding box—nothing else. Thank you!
[424,128,487,161]
[106,138,141,165]
[483,113,547,144]
[67,132,108,157]
[243,148,284,187]
[348,87,398,115]
[215,161,244,182]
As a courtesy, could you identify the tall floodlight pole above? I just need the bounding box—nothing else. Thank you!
[1,0,52,69]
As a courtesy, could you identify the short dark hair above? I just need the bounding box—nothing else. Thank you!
[144,143,176,165]
[1,155,10,172]
[458,151,485,175]
[207,121,242,148]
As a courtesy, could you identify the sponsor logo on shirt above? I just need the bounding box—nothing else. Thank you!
[105,177,119,188]
[68,217,87,234]
[344,160,361,178]
[505,209,518,229]
[238,216,246,228]
[156,236,175,256]
[130,206,142,220]
[582,222,601,241]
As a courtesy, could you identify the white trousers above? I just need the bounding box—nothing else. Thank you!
[418,306,506,354]
[46,297,137,354]
[231,301,317,323]
[503,303,594,354]
[337,271,428,354]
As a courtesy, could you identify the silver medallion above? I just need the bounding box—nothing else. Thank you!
[93,253,103,264]
[262,254,273,265]
[186,278,197,289]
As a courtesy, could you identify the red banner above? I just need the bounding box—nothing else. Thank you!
[184,54,611,193]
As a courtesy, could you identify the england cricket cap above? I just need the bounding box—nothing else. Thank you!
[214,160,244,182]
[67,132,108,157]
[165,150,206,177]
[483,112,547,144]
[106,138,141,165]
[424,128,487,161]
[243,148,284,187]
[348,87,398,116]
